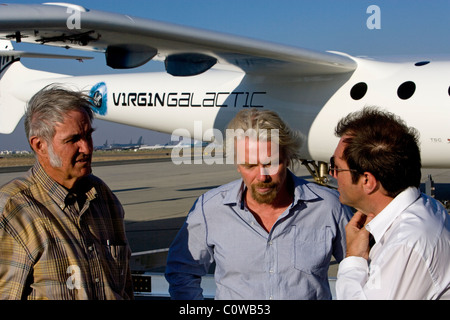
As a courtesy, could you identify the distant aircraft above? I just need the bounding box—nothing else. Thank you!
[95,136,144,151]
[138,144,168,151]
[138,139,208,151]
[0,3,449,185]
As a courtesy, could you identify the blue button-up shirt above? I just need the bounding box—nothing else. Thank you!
[165,171,352,300]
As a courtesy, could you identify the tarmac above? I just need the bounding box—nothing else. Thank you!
[1,157,449,280]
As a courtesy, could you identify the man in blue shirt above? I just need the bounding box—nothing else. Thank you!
[165,109,352,299]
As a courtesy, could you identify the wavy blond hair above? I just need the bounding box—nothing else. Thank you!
[225,109,303,168]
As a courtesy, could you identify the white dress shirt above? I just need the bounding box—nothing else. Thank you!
[337,187,450,300]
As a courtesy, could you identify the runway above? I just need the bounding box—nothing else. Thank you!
[1,158,449,279]
[98,159,242,254]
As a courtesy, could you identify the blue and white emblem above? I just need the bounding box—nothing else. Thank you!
[89,82,108,115]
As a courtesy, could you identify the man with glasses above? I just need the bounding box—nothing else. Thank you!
[332,107,450,299]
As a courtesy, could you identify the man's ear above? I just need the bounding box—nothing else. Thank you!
[29,136,47,155]
[362,172,379,195]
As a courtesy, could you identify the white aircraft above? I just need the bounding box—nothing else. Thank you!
[0,3,449,184]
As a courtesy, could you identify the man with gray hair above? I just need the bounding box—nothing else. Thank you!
[165,109,352,300]
[0,85,133,299]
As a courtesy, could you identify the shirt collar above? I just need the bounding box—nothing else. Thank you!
[365,187,421,243]
[32,162,97,209]
[223,170,321,206]
[32,162,69,208]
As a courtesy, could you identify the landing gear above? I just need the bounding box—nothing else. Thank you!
[424,175,449,209]
[301,159,332,187]
[425,174,435,198]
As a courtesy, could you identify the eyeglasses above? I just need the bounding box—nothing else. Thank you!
[328,156,359,178]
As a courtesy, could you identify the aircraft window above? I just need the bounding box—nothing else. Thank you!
[415,61,430,66]
[397,81,416,100]
[350,82,368,100]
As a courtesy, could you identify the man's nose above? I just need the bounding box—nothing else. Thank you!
[257,165,272,182]
[78,138,93,153]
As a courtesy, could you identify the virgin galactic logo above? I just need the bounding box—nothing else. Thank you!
[89,82,108,115]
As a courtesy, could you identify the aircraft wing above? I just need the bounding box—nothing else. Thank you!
[0,3,356,76]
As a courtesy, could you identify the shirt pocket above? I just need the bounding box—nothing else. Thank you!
[293,226,331,276]
[102,243,130,289]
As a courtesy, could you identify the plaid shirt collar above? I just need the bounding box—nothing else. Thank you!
[31,161,97,211]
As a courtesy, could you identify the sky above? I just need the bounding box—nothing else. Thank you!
[2,0,450,150]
